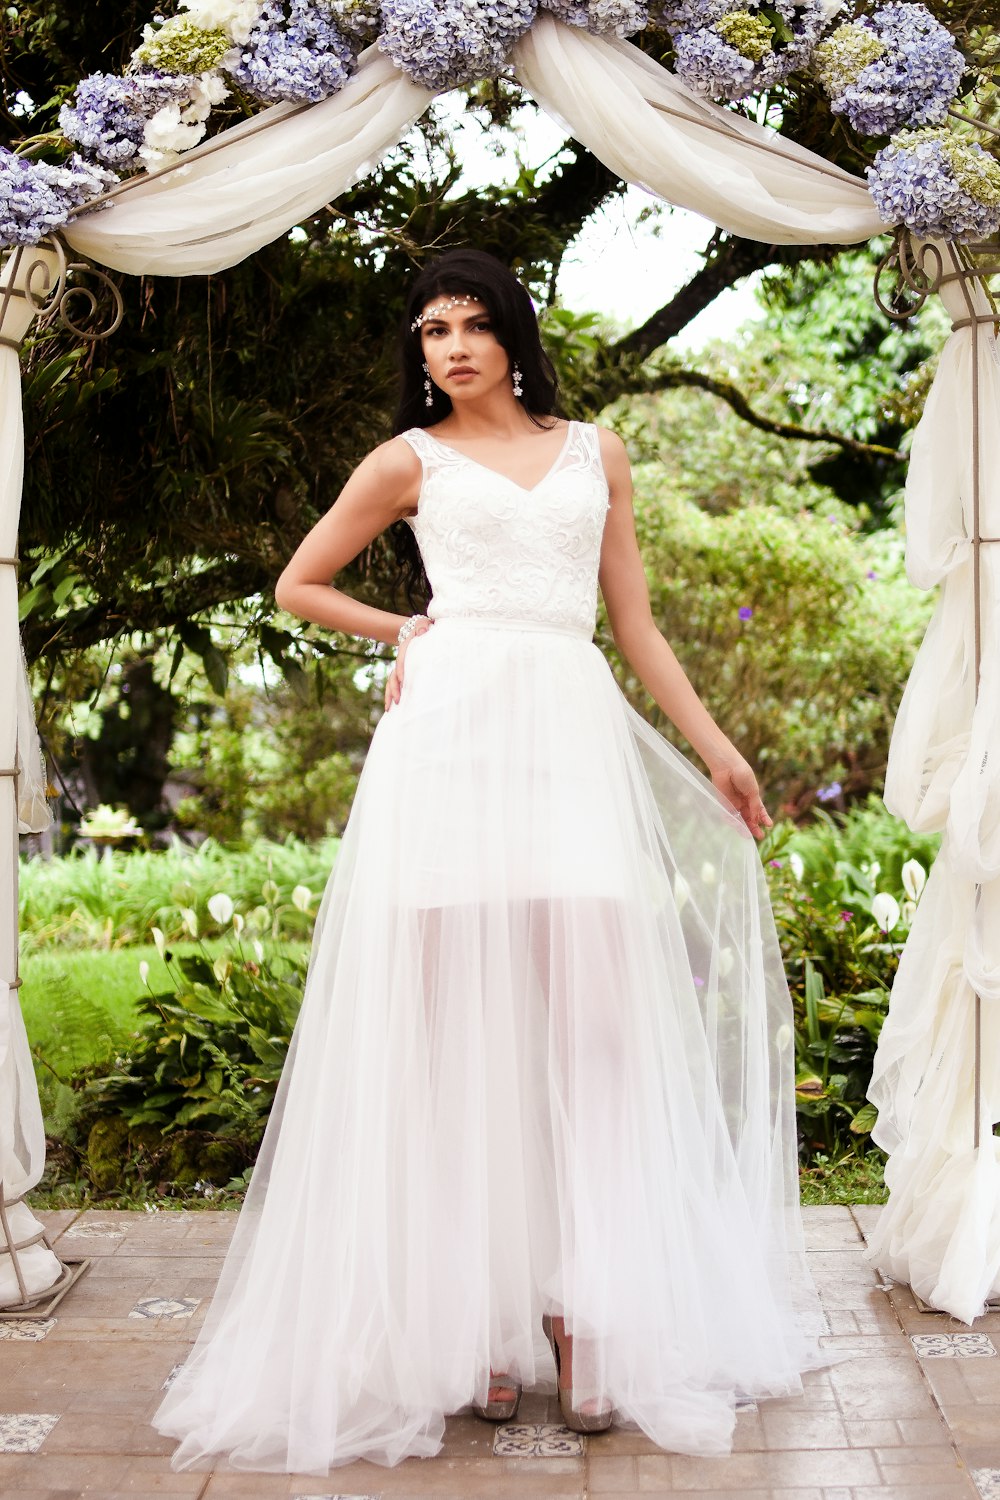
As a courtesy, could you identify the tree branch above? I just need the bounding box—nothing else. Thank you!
[632,366,904,461]
[612,237,836,361]
[22,558,271,661]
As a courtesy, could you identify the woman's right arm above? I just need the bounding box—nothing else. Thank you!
[274,436,422,646]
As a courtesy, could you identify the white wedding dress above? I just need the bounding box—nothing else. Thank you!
[154,420,823,1473]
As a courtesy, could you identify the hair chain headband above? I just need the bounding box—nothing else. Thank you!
[410,295,477,333]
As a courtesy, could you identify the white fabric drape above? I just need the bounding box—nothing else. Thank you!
[1,249,58,1264]
[4,13,989,1328]
[510,16,884,244]
[866,259,1000,1320]
[63,50,435,275]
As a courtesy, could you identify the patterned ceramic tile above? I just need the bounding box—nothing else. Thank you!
[0,1413,60,1453]
[0,1318,55,1341]
[128,1296,201,1320]
[161,1362,184,1390]
[493,1421,585,1457]
[735,1394,758,1412]
[291,1494,381,1499]
[973,1469,1000,1500]
[911,1332,997,1358]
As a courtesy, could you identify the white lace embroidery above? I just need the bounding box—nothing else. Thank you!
[400,421,611,635]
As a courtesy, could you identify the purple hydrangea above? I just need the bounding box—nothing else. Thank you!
[538,0,649,36]
[673,26,755,97]
[0,149,117,247]
[667,0,830,103]
[229,0,357,103]
[818,4,964,137]
[868,129,1000,242]
[816,781,842,802]
[378,0,537,90]
[59,71,196,168]
[738,605,754,620]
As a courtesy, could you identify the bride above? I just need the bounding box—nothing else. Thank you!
[153,247,822,1474]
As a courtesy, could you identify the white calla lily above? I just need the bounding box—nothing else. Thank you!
[789,851,805,882]
[292,885,312,913]
[232,912,245,936]
[872,892,900,933]
[213,956,232,985]
[180,906,198,938]
[252,939,265,964]
[139,960,150,985]
[901,859,926,902]
[208,892,234,925]
[151,926,166,956]
[673,872,690,913]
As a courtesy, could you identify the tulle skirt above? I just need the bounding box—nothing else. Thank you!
[153,614,823,1473]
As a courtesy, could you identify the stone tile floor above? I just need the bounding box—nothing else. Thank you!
[0,1206,999,1499]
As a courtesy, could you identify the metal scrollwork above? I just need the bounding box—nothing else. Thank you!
[872,227,945,323]
[0,234,123,351]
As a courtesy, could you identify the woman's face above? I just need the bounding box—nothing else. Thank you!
[419,296,512,405]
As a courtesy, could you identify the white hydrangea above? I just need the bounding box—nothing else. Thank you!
[140,73,230,168]
[181,0,266,44]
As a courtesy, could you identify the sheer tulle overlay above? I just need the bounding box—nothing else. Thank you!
[154,423,823,1472]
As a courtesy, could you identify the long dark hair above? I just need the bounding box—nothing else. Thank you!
[387,250,562,609]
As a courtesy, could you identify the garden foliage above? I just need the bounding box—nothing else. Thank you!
[22,802,939,1200]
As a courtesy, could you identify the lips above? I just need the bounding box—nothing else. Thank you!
[447,367,476,379]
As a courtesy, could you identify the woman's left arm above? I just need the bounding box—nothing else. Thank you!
[596,428,772,840]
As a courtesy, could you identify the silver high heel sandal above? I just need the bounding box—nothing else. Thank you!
[471,1372,521,1422]
[542,1313,613,1434]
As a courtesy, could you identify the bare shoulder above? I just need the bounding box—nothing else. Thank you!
[355,433,422,485]
[593,425,631,484]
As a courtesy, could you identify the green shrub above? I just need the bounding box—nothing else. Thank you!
[19,836,337,952]
[599,488,932,810]
[763,798,938,1162]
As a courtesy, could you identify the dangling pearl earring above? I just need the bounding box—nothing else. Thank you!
[512,363,524,400]
[423,361,433,408]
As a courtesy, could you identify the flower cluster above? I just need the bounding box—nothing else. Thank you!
[328,0,383,41]
[140,74,231,167]
[133,14,235,74]
[179,0,266,43]
[538,0,649,37]
[666,0,831,103]
[0,149,116,246]
[868,127,1000,241]
[59,72,202,168]
[229,0,357,103]
[815,3,964,137]
[378,0,536,90]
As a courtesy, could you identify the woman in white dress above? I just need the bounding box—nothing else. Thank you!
[153,249,822,1474]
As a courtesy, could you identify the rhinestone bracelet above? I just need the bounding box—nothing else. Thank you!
[397,613,430,647]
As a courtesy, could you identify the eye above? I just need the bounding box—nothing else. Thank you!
[473,320,492,332]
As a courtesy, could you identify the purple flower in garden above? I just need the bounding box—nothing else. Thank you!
[738,605,754,621]
[815,4,964,138]
[769,859,783,868]
[867,569,878,579]
[0,149,116,247]
[379,0,537,90]
[868,128,1000,242]
[840,910,853,922]
[59,72,195,168]
[816,781,843,803]
[230,0,357,103]
[539,0,649,36]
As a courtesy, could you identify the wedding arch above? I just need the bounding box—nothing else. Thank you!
[2,3,999,1323]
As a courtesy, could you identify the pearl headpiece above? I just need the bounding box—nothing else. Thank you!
[410,295,477,333]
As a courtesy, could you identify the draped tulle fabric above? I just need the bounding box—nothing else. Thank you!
[154,424,822,1472]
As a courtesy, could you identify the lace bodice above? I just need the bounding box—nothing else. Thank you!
[401,421,610,635]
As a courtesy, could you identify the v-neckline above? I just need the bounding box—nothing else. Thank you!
[423,421,575,495]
